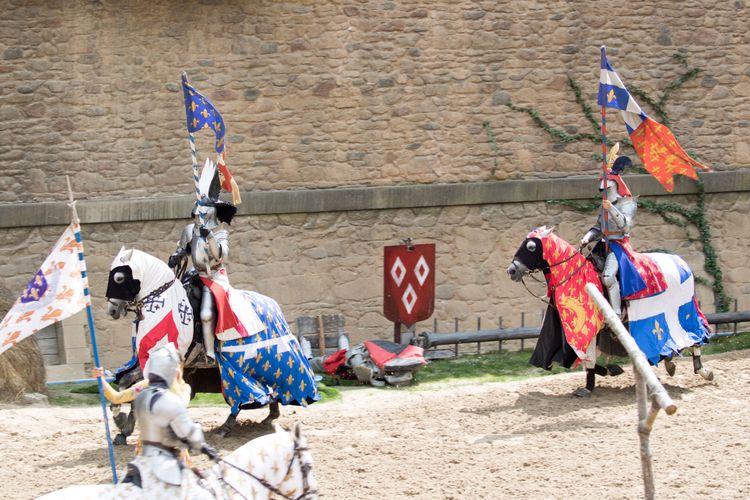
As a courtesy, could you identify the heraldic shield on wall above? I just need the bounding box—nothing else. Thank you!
[383,242,435,328]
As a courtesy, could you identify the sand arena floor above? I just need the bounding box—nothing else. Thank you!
[1,350,748,499]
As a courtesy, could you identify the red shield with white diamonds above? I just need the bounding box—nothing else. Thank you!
[383,243,435,326]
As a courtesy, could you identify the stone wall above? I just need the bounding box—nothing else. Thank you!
[1,192,747,367]
[1,0,749,369]
[0,0,748,203]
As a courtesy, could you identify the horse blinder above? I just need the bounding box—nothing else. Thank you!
[106,265,141,301]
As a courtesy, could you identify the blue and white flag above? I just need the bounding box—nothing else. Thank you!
[182,74,226,154]
[627,253,709,364]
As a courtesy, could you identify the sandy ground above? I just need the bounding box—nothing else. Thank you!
[1,350,749,499]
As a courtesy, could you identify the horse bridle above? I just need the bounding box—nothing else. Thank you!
[108,279,176,321]
[517,250,588,306]
[216,439,317,500]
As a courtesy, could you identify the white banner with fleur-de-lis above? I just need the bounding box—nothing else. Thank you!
[0,224,86,355]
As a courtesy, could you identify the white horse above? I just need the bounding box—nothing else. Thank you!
[104,248,319,440]
[38,424,317,499]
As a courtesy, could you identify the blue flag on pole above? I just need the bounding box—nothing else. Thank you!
[181,74,226,154]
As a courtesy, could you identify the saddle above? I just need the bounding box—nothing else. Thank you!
[586,240,667,301]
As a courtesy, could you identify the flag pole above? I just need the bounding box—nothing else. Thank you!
[599,45,610,250]
[66,176,118,483]
[182,72,206,228]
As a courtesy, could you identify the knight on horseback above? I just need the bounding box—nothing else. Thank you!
[579,144,638,320]
[167,158,265,363]
[168,188,235,362]
[123,344,217,497]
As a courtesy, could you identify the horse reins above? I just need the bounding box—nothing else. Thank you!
[214,440,317,500]
[122,278,176,320]
[519,250,589,308]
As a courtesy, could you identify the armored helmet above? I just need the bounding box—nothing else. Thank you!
[144,344,181,385]
[599,142,633,202]
[191,157,237,229]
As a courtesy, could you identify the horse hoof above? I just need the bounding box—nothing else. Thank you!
[113,434,127,446]
[606,364,624,377]
[594,364,608,376]
[697,368,714,381]
[665,360,676,377]
[573,387,592,398]
[217,426,231,438]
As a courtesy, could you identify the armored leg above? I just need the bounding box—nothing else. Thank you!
[200,285,216,360]
[602,252,622,317]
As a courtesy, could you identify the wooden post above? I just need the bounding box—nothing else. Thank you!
[454,317,459,356]
[317,315,326,357]
[393,321,401,344]
[476,317,481,354]
[585,284,676,414]
[635,369,658,500]
[585,283,676,500]
[498,316,503,352]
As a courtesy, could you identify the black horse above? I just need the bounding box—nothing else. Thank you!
[506,226,712,397]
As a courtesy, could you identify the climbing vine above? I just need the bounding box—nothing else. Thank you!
[482,121,500,175]
[503,53,729,311]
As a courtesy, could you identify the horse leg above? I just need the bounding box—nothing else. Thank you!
[260,401,281,426]
[112,405,135,445]
[574,369,596,397]
[664,355,677,377]
[217,411,238,438]
[692,347,714,381]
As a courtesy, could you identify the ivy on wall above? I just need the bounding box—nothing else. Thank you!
[503,53,729,312]
[482,121,500,175]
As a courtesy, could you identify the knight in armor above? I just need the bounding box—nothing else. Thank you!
[168,159,238,362]
[580,144,636,318]
[123,344,217,495]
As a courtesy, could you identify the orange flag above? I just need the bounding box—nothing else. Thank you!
[630,117,710,192]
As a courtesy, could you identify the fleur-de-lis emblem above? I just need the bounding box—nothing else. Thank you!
[607,89,615,103]
[652,320,664,341]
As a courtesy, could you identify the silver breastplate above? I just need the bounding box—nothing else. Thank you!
[190,236,213,273]
[134,387,184,447]
[598,197,637,239]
